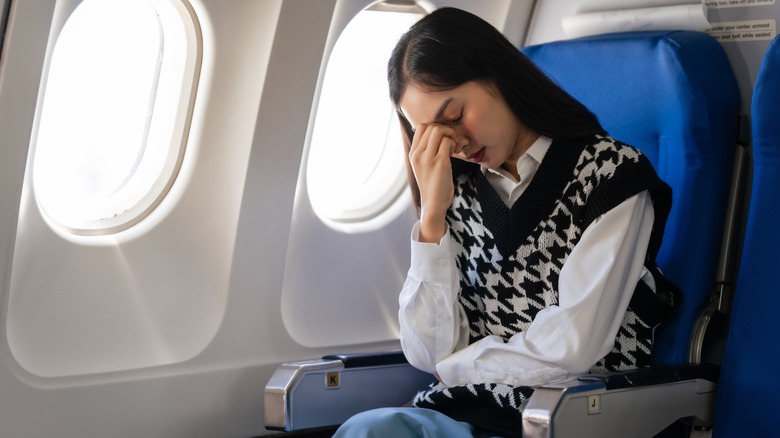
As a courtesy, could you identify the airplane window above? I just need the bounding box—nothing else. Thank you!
[307,7,424,227]
[32,0,199,235]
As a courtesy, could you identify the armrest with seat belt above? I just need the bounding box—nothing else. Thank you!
[266,352,718,436]
[264,351,434,432]
[523,363,719,438]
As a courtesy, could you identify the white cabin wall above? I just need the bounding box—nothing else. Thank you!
[0,0,314,436]
[706,3,780,115]
[526,0,691,45]
[0,0,9,50]
[6,0,294,377]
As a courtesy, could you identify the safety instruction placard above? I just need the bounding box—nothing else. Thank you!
[707,19,777,42]
[705,0,775,8]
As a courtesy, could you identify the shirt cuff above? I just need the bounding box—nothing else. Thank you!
[409,221,453,282]
[435,342,479,386]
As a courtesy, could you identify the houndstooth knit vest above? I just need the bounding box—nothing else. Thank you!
[412,135,678,437]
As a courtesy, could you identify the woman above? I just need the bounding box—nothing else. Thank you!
[335,7,677,437]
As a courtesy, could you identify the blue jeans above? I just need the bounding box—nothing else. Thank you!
[332,407,505,438]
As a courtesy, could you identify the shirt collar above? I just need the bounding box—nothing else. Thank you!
[482,135,552,177]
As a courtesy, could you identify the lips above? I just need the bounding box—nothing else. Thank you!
[468,148,486,163]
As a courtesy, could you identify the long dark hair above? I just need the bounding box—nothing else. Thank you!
[387,7,605,208]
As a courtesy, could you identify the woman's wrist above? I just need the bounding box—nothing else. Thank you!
[419,210,447,243]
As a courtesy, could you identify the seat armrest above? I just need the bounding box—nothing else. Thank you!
[523,364,719,438]
[321,351,413,368]
[266,353,717,436]
[264,351,434,432]
[578,363,719,389]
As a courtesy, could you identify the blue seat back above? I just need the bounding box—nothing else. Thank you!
[713,35,780,437]
[523,31,740,366]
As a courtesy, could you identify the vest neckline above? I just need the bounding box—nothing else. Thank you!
[476,137,588,256]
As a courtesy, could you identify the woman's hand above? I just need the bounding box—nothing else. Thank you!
[409,124,456,243]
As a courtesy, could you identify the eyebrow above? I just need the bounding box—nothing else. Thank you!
[433,98,454,123]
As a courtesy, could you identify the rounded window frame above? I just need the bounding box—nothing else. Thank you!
[31,0,202,236]
[305,3,426,231]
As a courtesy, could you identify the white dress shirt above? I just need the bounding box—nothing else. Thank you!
[398,135,656,387]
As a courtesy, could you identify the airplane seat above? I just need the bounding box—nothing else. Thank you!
[711,35,780,438]
[522,30,740,368]
[265,30,741,436]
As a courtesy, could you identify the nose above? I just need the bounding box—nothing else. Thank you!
[451,131,469,155]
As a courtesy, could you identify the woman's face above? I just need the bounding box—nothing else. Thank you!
[399,80,537,175]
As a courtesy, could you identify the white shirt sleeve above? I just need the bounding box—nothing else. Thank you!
[398,222,468,375]
[399,190,655,387]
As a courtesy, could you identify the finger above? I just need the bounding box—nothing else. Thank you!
[409,124,456,171]
[409,123,432,158]
[409,125,441,167]
[424,125,457,158]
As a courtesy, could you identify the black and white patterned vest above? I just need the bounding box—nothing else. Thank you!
[412,135,677,437]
